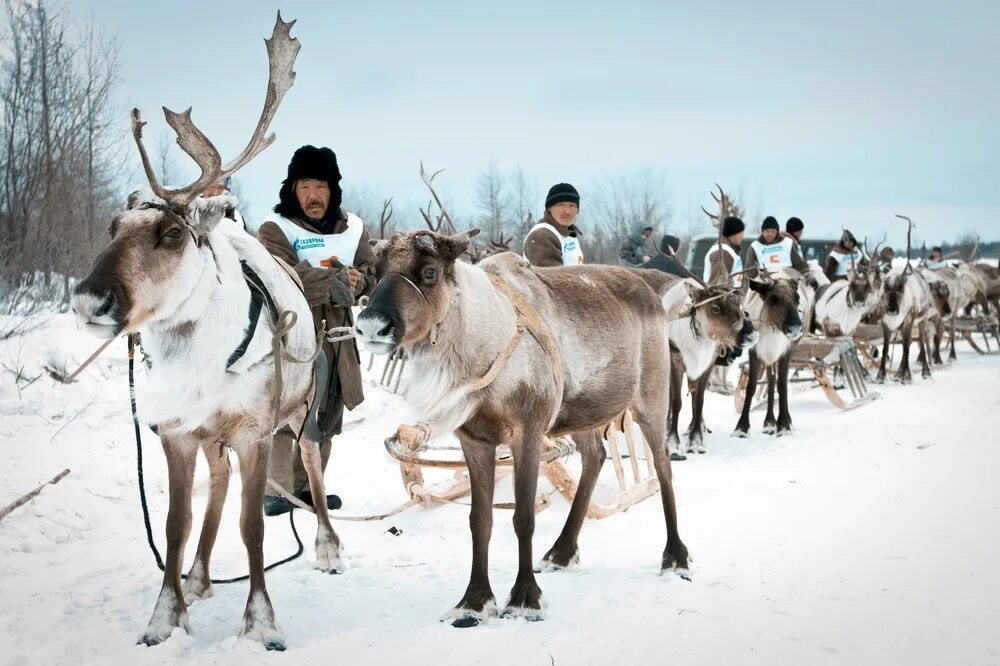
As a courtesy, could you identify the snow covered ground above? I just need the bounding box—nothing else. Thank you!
[1,311,998,665]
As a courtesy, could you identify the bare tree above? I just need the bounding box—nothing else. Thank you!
[587,168,673,263]
[475,159,507,239]
[0,0,125,312]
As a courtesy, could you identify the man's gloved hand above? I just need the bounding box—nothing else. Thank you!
[329,267,355,307]
[729,345,744,360]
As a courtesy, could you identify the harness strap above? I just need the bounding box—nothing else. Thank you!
[226,261,281,370]
[461,274,565,410]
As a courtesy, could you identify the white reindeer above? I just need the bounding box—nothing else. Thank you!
[70,15,340,651]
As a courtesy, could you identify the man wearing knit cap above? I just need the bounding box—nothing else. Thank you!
[523,183,584,267]
[785,216,805,243]
[256,145,377,516]
[703,216,746,287]
[745,215,815,287]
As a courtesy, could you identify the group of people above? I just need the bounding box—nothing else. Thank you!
[210,142,935,512]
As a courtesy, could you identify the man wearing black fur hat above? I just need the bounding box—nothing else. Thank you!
[745,216,816,288]
[257,145,377,515]
[523,183,584,267]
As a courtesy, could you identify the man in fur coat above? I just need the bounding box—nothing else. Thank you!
[257,145,376,515]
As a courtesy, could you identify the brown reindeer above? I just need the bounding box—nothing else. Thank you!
[355,231,688,626]
[634,268,758,457]
[69,16,331,651]
[734,270,810,437]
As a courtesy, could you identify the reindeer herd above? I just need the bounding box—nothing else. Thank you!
[63,13,1000,652]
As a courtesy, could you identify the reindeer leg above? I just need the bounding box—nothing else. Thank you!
[896,323,913,384]
[687,370,711,453]
[762,367,777,435]
[504,424,545,621]
[876,324,890,383]
[449,433,498,627]
[182,440,231,604]
[235,442,284,650]
[666,356,685,460]
[776,354,793,436]
[933,320,944,365]
[298,434,343,574]
[633,409,689,576]
[734,351,760,437]
[948,311,958,361]
[542,430,605,569]
[139,435,197,646]
[919,323,932,379]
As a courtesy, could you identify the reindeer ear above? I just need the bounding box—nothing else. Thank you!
[683,279,702,301]
[747,278,770,295]
[438,232,471,263]
[463,227,482,239]
[191,194,237,234]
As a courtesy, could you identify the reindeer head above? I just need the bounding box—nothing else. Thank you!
[685,284,758,351]
[72,195,238,337]
[71,14,299,339]
[356,230,472,354]
[747,272,805,340]
[929,280,952,316]
[846,237,885,309]
[882,271,907,316]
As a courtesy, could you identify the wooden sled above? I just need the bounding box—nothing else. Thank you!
[951,315,1000,355]
[383,411,661,520]
[734,334,880,412]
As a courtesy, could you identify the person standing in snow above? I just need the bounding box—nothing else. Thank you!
[926,246,947,269]
[523,183,585,267]
[256,145,377,516]
[642,234,686,277]
[619,223,657,267]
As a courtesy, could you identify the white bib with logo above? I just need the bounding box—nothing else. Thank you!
[751,237,795,271]
[829,247,865,276]
[524,222,584,266]
[704,243,744,287]
[264,212,365,267]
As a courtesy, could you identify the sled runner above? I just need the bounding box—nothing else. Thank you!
[382,411,661,519]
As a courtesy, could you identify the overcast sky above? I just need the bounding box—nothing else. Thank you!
[69,0,999,247]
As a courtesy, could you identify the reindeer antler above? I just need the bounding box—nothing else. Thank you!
[895,214,915,274]
[419,161,457,234]
[131,12,300,208]
[379,197,393,237]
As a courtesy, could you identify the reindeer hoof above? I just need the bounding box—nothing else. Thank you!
[445,600,498,628]
[315,539,344,574]
[731,429,749,439]
[504,582,545,621]
[181,577,212,605]
[762,423,777,435]
[538,547,579,572]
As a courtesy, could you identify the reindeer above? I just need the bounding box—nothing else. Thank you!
[813,239,884,337]
[734,269,810,437]
[355,231,688,626]
[634,267,758,457]
[916,268,952,365]
[69,16,335,651]
[877,216,934,383]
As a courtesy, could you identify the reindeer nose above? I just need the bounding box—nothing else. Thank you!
[377,321,394,338]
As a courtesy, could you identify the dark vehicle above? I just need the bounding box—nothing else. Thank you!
[685,232,840,278]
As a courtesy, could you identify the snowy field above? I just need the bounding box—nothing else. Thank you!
[1,311,998,665]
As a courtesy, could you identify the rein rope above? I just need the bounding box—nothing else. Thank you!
[128,334,304,584]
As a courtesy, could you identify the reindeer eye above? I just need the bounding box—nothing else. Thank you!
[166,227,183,240]
[710,305,721,315]
[421,267,439,281]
